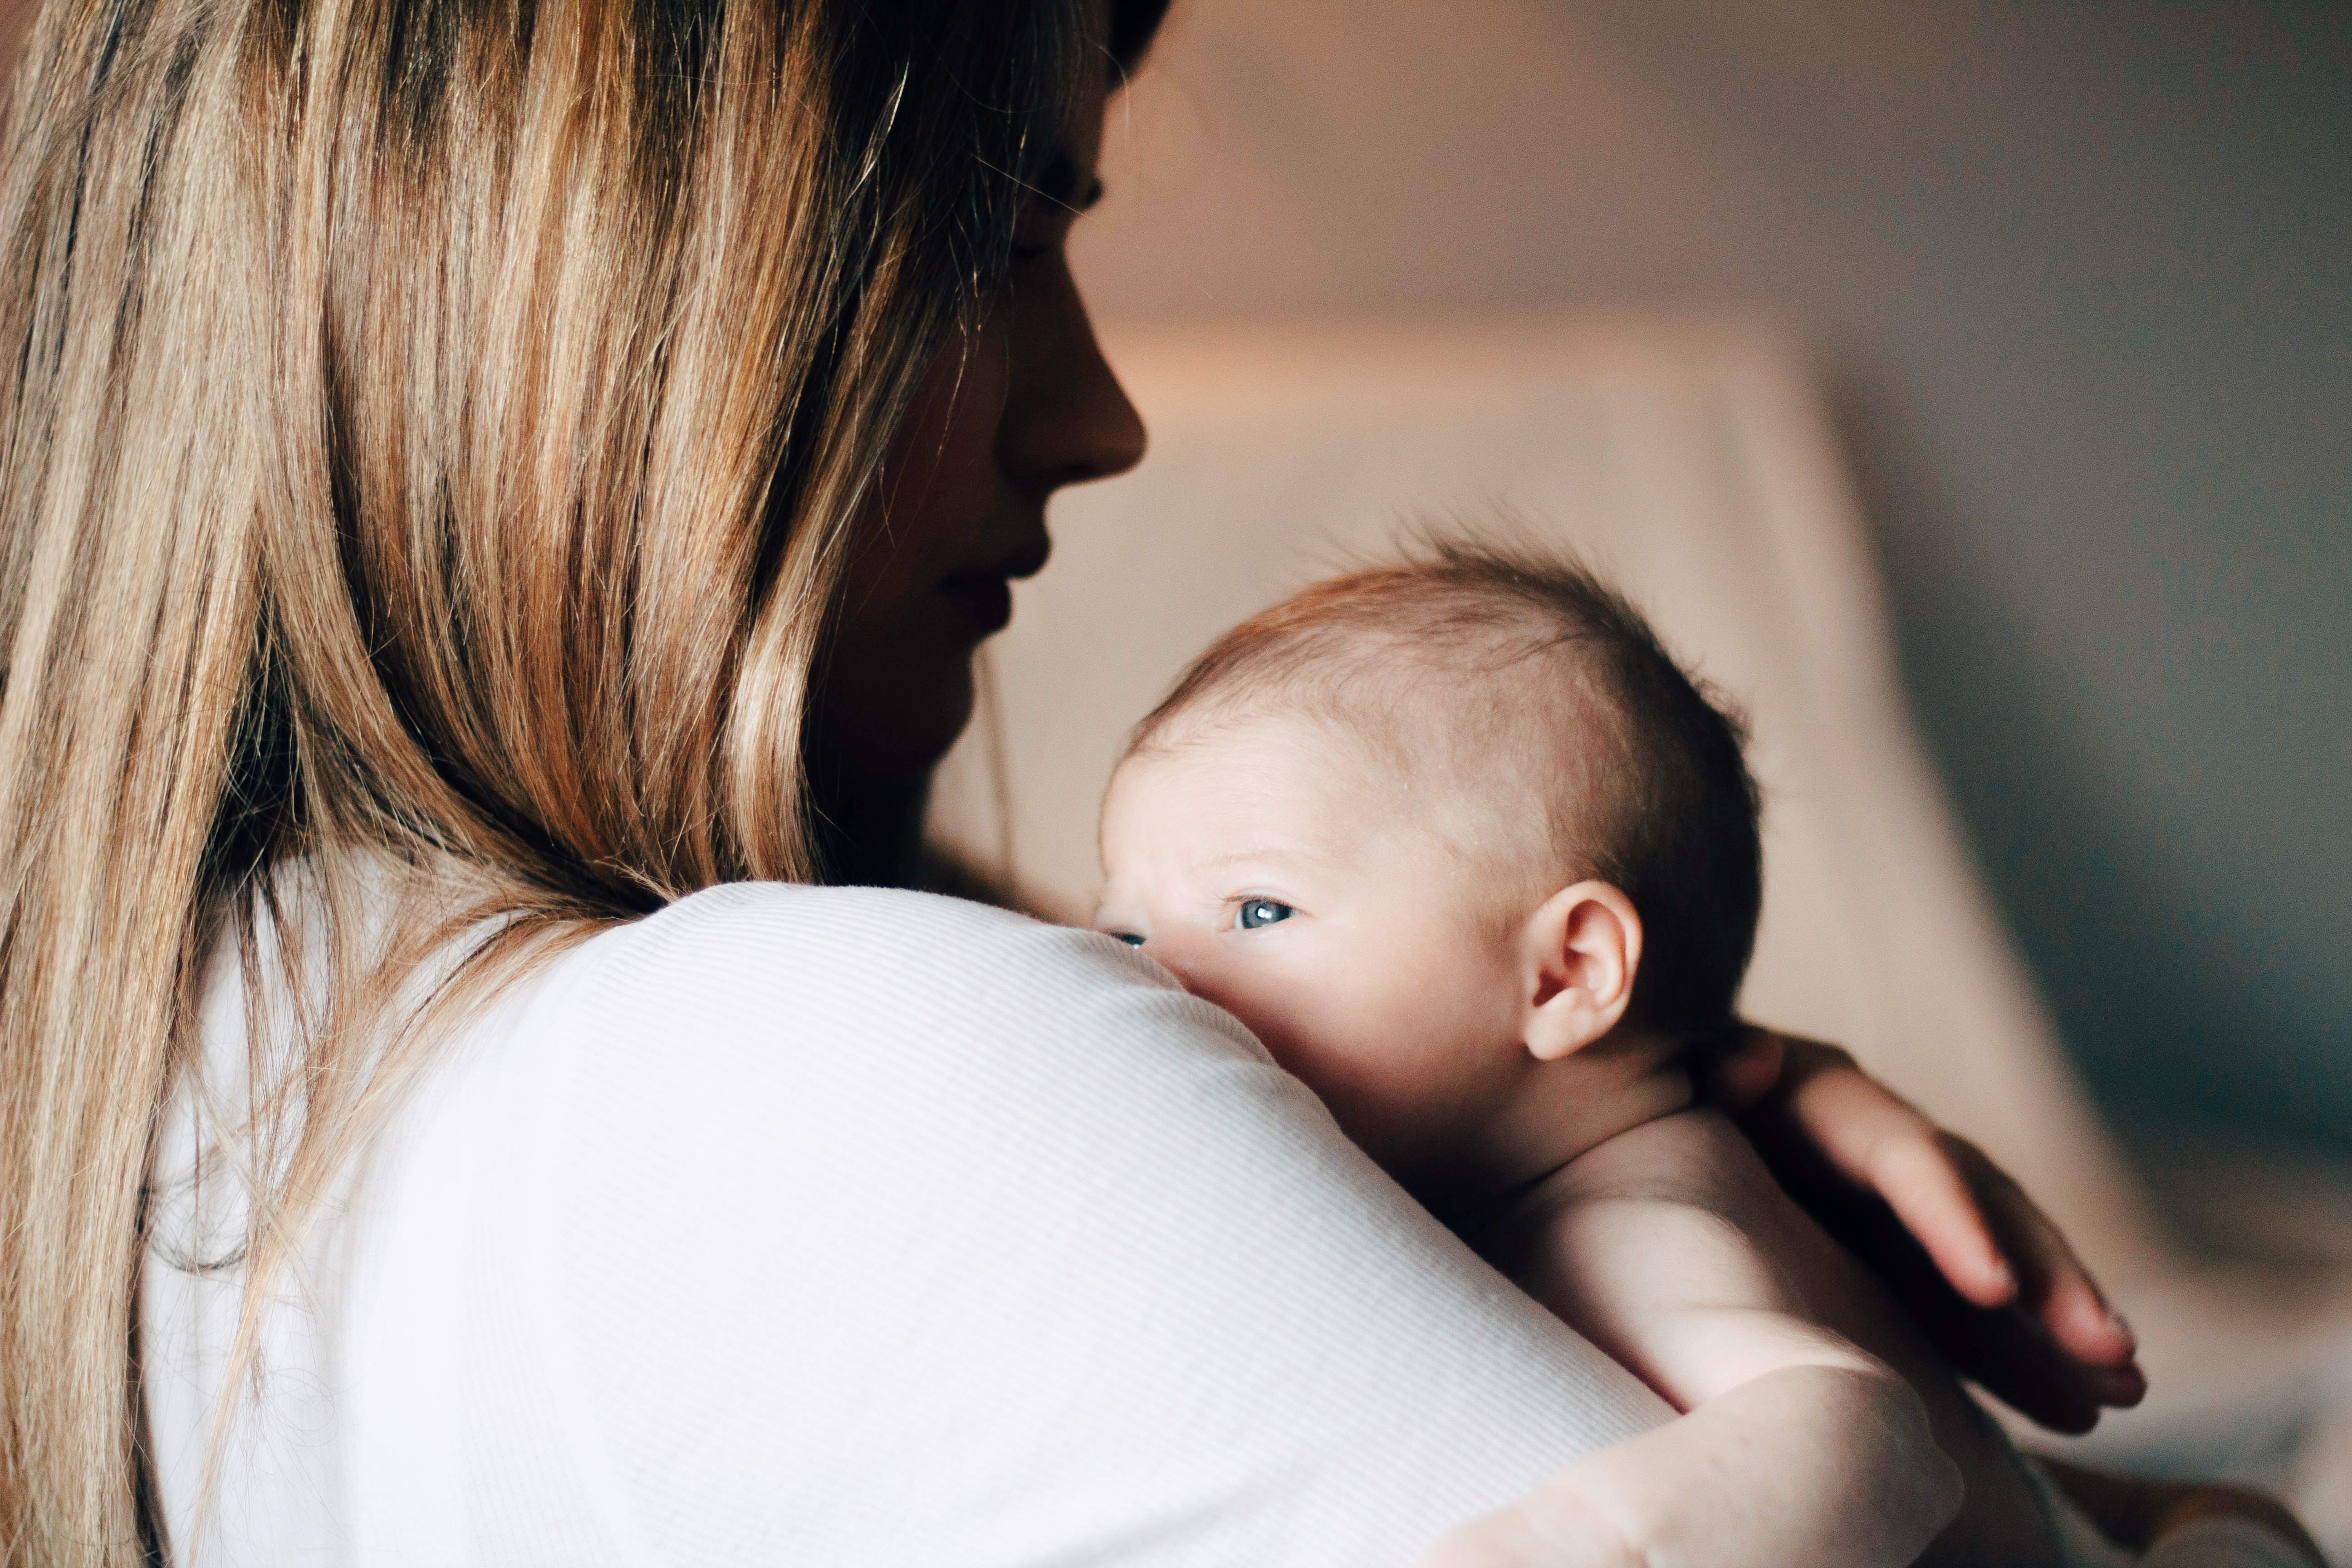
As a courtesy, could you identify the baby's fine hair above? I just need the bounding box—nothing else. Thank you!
[1128,538,1763,1038]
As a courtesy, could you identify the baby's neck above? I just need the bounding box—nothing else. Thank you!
[1440,1028,1695,1228]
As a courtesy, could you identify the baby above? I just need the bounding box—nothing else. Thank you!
[1092,543,2313,1568]
[1093,542,1960,1568]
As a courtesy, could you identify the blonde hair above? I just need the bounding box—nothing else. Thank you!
[0,0,1156,1559]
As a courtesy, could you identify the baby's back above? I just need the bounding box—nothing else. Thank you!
[1476,1107,2061,1568]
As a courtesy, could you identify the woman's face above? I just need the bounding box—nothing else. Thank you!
[812,66,1145,788]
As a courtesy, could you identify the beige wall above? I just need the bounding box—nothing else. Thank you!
[1070,0,2352,1154]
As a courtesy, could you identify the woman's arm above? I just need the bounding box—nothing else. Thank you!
[1705,1029,2147,1432]
[455,882,1676,1565]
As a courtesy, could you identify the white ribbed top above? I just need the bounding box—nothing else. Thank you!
[142,881,1667,1566]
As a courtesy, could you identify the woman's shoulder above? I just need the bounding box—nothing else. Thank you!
[504,881,1268,1120]
[594,879,1141,973]
[352,886,1660,1568]
[559,880,1203,1029]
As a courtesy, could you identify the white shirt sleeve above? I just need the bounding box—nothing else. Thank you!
[147,882,1669,1567]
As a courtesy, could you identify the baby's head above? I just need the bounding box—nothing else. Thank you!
[1096,542,1761,1210]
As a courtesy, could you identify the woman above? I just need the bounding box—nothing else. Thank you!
[0,0,2156,1563]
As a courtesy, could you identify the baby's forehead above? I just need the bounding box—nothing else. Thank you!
[1117,689,1581,860]
[1146,634,1600,772]
[1099,714,1385,880]
[1116,705,1390,806]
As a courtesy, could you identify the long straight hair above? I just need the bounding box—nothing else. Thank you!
[0,0,1161,1559]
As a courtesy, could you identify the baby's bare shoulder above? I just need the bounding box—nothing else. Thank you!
[1495,1108,1843,1387]
[1484,1108,1786,1304]
[1553,1104,1777,1217]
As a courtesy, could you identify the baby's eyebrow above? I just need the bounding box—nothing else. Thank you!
[1201,845,1324,872]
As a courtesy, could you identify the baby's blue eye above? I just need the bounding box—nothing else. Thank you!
[1235,899,1294,931]
[1113,932,1145,947]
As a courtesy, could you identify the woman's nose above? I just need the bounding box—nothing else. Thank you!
[999,257,1148,495]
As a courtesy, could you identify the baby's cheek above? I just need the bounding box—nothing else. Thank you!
[1191,967,1361,1082]
[1243,990,1453,1145]
[1340,960,1523,1108]
[1196,973,1335,1072]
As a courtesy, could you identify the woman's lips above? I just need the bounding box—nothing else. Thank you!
[939,528,1046,639]
[939,573,1015,636]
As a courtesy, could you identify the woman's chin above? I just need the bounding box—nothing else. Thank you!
[898,667,979,777]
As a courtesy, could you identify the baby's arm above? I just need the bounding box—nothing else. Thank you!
[1431,1108,1962,1568]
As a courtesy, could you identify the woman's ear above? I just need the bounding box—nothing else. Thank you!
[1520,880,1642,1062]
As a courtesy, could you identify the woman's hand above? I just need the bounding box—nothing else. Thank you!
[1700,1028,2146,1433]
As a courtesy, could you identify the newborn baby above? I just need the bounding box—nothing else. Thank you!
[1092,544,2308,1568]
[1094,543,1958,1568]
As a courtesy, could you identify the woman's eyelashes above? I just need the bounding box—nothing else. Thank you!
[1009,211,1071,261]
[1233,898,1294,931]
[1016,162,1103,258]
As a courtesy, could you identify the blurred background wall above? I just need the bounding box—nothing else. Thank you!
[1069,0,2350,1161]
[0,0,2341,1158]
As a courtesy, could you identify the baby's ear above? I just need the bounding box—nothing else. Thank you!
[1519,881,1642,1062]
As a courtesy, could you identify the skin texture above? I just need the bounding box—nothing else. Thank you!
[1100,710,1682,1210]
